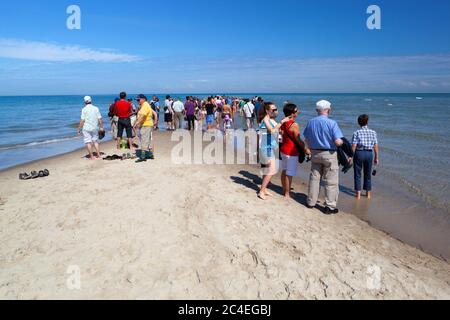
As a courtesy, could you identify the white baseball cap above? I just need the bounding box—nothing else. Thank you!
[84,96,92,104]
[316,100,332,111]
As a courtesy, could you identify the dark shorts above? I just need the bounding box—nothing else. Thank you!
[118,118,133,139]
[206,114,215,125]
[164,113,172,122]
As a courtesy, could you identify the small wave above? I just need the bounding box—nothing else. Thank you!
[0,136,79,151]
[385,170,450,214]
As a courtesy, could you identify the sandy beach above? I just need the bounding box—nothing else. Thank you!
[0,131,449,300]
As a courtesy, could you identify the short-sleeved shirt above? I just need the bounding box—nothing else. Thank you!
[81,104,102,132]
[172,101,185,113]
[243,103,255,118]
[138,101,154,127]
[184,101,196,116]
[115,100,133,119]
[352,126,378,150]
[303,115,343,151]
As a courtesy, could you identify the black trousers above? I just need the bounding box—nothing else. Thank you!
[117,118,133,138]
[187,115,195,131]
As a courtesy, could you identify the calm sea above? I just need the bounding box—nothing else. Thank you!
[0,93,449,258]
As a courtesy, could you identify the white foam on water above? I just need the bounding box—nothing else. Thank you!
[0,136,80,151]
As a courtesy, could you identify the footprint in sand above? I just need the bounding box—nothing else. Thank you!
[0,197,6,210]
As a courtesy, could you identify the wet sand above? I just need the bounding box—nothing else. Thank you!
[295,166,450,261]
[0,131,449,299]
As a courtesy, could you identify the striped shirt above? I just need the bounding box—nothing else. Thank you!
[352,126,378,150]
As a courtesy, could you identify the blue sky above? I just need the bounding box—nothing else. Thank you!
[0,0,450,94]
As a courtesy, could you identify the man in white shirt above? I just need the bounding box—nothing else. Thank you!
[77,96,104,160]
[172,97,185,130]
[243,99,255,129]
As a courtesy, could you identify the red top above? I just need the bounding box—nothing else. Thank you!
[114,100,133,119]
[281,120,300,157]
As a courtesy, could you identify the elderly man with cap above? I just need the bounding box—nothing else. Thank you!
[133,94,158,163]
[77,96,104,160]
[303,100,344,215]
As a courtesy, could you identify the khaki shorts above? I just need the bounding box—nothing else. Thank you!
[139,126,153,151]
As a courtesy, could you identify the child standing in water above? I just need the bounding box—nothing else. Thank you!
[350,114,380,199]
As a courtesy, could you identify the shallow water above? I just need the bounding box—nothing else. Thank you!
[0,93,449,259]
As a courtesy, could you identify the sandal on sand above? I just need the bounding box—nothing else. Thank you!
[19,173,32,180]
[38,171,45,178]
[30,171,39,179]
[43,169,50,177]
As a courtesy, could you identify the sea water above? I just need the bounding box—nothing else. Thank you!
[0,93,449,259]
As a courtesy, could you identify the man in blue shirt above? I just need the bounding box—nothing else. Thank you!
[303,100,343,214]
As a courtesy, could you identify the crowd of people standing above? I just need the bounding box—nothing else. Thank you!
[78,93,380,212]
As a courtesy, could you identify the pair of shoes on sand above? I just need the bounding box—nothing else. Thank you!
[19,169,50,180]
[135,150,155,163]
[122,153,137,161]
[103,155,122,161]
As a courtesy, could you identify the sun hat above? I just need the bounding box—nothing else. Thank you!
[84,96,92,104]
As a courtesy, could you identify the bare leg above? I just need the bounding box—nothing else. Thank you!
[259,175,273,200]
[281,171,288,197]
[93,142,101,159]
[86,143,94,160]
[128,138,134,152]
[366,191,372,199]
[283,173,293,199]
[116,138,121,150]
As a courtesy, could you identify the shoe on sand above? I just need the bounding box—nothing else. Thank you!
[30,171,39,179]
[324,207,339,215]
[19,173,31,180]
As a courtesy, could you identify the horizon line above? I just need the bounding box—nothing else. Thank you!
[1,92,449,98]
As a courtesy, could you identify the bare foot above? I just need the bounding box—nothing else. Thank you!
[355,192,361,199]
[89,157,95,161]
[265,192,274,197]
[284,194,291,199]
[258,193,267,201]
[367,192,372,199]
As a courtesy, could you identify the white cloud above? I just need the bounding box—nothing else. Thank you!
[0,38,142,63]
